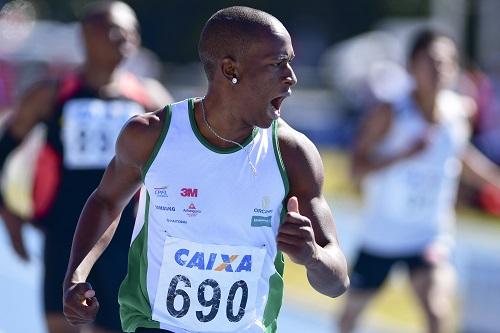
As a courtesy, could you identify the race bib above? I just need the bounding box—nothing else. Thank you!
[152,237,266,332]
[61,99,143,169]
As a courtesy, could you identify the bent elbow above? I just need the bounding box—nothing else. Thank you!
[331,275,350,298]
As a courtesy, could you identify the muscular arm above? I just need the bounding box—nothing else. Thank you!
[277,119,349,298]
[62,111,164,324]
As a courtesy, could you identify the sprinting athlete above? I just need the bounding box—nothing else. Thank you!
[0,2,171,333]
[62,6,349,333]
[338,28,500,333]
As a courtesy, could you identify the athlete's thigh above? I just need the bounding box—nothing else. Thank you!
[409,260,456,307]
[341,287,379,317]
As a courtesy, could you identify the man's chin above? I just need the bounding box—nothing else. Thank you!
[258,118,274,129]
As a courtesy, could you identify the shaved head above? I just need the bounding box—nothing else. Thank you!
[198,6,285,81]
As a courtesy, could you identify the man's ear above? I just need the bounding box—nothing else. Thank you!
[221,57,239,83]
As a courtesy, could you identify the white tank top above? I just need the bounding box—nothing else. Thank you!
[360,90,470,256]
[119,98,288,333]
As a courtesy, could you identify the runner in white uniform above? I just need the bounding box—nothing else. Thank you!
[361,89,470,256]
[119,99,288,332]
[338,29,500,333]
[62,6,350,333]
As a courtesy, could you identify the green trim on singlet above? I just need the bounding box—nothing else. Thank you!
[142,105,172,180]
[263,252,285,332]
[188,98,259,154]
[118,192,160,332]
[262,119,290,332]
[272,120,290,201]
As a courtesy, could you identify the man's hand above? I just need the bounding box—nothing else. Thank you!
[0,206,28,260]
[63,282,99,326]
[277,196,319,267]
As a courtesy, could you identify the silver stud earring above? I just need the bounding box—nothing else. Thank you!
[231,77,238,84]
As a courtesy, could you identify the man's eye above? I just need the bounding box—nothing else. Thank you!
[273,60,286,67]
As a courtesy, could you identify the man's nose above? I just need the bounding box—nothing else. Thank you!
[284,63,297,86]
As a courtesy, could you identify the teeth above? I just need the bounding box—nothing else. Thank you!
[268,104,280,119]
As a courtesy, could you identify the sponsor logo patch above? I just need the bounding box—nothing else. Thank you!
[174,248,252,272]
[155,205,176,212]
[183,203,201,217]
[154,186,169,198]
[251,195,273,227]
[251,215,272,227]
[180,188,198,197]
[166,218,187,224]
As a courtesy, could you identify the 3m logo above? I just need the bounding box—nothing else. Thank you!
[180,188,198,197]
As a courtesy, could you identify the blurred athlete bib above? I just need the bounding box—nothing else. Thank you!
[62,98,142,169]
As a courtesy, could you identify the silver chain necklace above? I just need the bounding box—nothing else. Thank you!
[200,98,257,175]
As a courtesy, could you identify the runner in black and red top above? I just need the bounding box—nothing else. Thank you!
[0,2,171,333]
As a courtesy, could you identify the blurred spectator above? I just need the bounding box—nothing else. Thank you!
[467,69,500,163]
[466,67,500,215]
[0,2,172,333]
[337,28,500,333]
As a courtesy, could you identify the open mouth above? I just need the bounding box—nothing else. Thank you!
[269,94,289,119]
[271,96,285,110]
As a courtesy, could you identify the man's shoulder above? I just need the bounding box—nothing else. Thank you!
[116,109,166,168]
[275,118,314,151]
[438,89,476,121]
[275,118,322,169]
[122,109,166,137]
